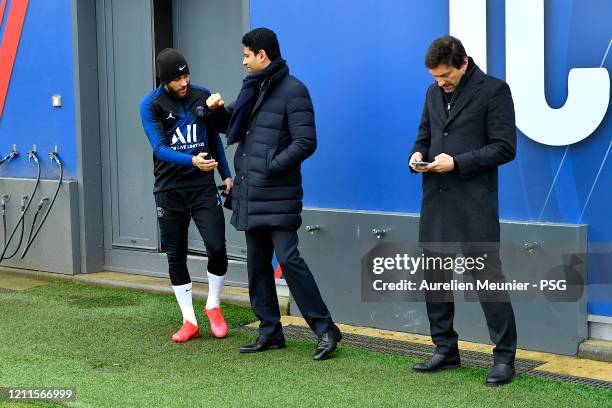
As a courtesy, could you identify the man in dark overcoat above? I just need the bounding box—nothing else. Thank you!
[206,27,341,361]
[409,35,517,386]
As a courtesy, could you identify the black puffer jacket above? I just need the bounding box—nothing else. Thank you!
[211,63,316,231]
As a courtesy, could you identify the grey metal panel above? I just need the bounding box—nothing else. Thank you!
[97,0,113,254]
[0,178,80,274]
[293,208,588,356]
[98,0,158,251]
[103,246,290,296]
[72,0,105,273]
[172,0,248,97]
[103,247,251,289]
[492,222,588,353]
[172,0,249,259]
[590,321,612,341]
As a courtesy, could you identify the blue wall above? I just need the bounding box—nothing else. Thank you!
[251,0,612,316]
[0,0,76,180]
[3,0,609,317]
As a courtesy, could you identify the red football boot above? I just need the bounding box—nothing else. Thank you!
[172,320,200,342]
[205,307,228,338]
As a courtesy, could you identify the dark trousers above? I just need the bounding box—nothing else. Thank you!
[245,227,334,337]
[155,184,228,286]
[423,249,517,364]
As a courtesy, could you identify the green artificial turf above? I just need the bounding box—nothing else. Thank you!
[0,281,609,407]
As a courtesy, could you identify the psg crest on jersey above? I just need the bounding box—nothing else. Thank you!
[196,106,205,117]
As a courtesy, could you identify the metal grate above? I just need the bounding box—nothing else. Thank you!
[240,324,612,389]
[523,370,612,389]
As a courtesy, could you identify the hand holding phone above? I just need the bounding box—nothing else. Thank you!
[409,152,430,173]
[217,185,232,209]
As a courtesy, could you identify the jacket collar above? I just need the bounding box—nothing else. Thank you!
[248,63,289,122]
[443,57,485,128]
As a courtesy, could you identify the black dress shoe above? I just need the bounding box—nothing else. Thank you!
[313,326,342,361]
[412,352,461,373]
[239,334,285,353]
[486,363,515,386]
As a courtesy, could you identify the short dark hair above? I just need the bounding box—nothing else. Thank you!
[242,27,281,60]
[424,35,467,69]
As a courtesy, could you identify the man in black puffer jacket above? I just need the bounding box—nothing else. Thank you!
[206,28,341,360]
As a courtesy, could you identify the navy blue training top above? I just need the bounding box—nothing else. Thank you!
[140,84,231,193]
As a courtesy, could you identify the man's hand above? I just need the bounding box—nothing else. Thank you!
[222,177,233,195]
[409,152,429,173]
[427,153,455,173]
[206,93,225,110]
[192,153,218,172]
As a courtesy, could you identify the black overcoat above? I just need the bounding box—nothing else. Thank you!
[411,59,516,249]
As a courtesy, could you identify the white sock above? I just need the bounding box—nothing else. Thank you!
[206,272,225,310]
[172,283,197,326]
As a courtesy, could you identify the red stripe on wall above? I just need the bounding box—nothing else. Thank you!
[274,264,283,280]
[0,0,8,28]
[0,0,29,121]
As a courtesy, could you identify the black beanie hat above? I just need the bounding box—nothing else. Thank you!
[156,48,190,84]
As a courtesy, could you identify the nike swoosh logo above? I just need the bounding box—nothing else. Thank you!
[179,65,186,71]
